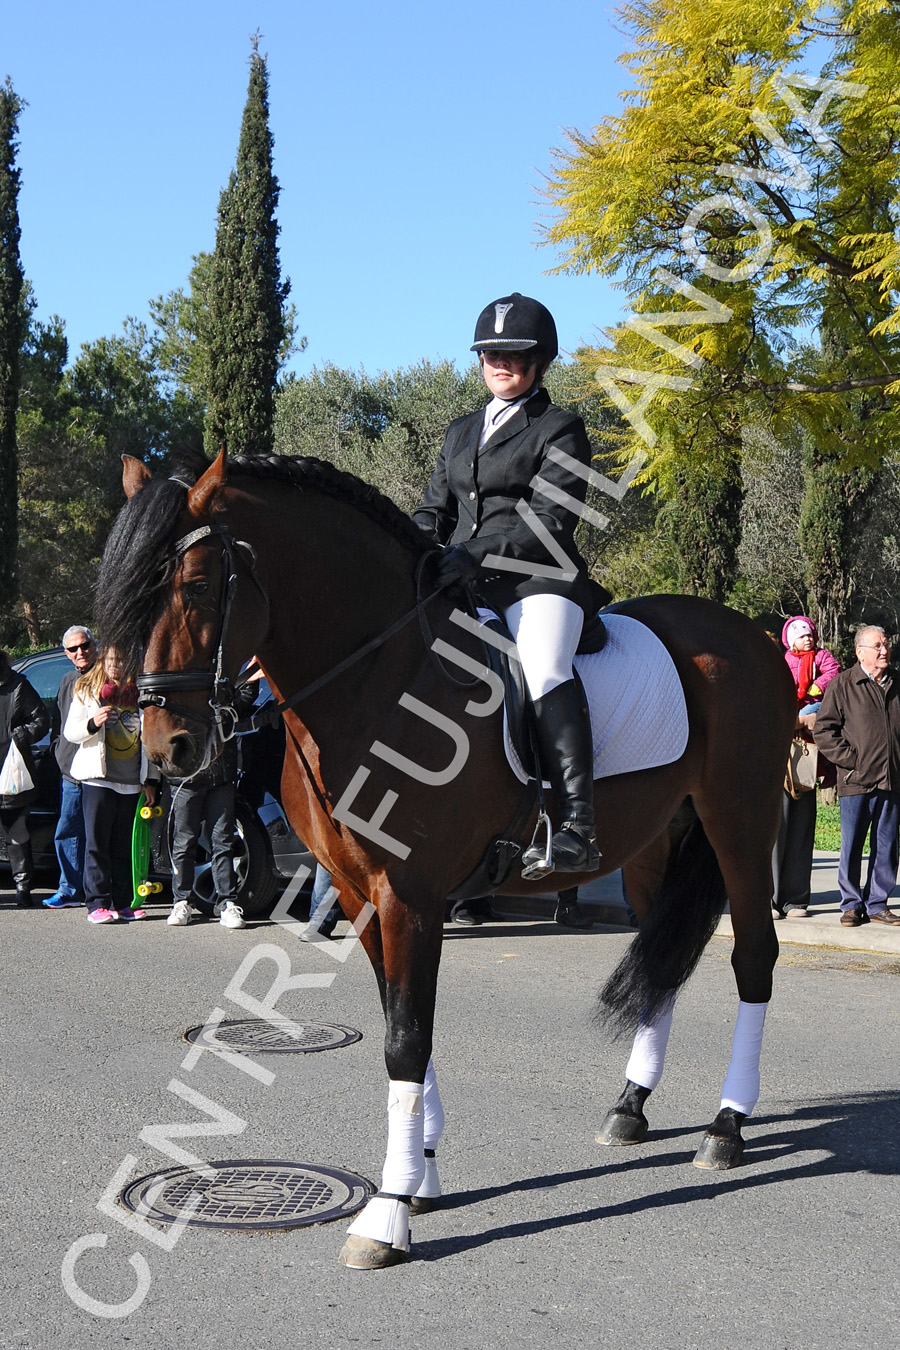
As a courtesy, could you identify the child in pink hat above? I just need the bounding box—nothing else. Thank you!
[781,616,839,712]
[772,616,840,919]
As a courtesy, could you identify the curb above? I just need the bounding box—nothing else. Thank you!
[490,851,900,956]
[715,911,900,955]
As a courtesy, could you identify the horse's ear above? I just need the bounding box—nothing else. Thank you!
[122,456,153,499]
[187,449,228,520]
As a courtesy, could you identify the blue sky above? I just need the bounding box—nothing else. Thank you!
[5,0,630,377]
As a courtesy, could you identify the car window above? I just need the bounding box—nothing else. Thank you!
[14,653,70,709]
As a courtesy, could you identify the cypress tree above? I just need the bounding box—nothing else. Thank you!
[0,77,24,608]
[662,452,744,604]
[205,37,290,458]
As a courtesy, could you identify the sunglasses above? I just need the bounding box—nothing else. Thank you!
[65,642,93,653]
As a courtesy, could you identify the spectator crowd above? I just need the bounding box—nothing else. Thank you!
[3,615,900,931]
[1,625,250,929]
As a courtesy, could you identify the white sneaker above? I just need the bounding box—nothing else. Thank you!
[166,900,193,926]
[216,901,246,930]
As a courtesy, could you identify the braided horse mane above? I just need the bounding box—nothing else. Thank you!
[94,453,430,670]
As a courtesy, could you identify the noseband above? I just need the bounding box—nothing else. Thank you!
[136,523,265,748]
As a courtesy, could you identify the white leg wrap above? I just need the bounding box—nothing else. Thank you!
[422,1058,445,1149]
[720,1000,768,1116]
[624,993,676,1091]
[379,1079,426,1197]
[345,1195,410,1252]
[414,1155,441,1202]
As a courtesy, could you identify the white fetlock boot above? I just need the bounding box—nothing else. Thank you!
[341,1194,410,1268]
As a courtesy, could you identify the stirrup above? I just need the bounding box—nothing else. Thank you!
[521,808,553,881]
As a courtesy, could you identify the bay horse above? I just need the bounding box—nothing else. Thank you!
[97,450,794,1269]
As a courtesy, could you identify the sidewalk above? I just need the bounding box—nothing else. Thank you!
[491,850,900,955]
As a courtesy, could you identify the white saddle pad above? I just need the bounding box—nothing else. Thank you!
[488,611,689,785]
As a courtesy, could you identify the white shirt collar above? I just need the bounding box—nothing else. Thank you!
[478,387,539,449]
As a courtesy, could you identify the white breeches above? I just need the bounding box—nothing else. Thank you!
[503,594,584,702]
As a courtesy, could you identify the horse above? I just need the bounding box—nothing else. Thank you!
[96,449,795,1269]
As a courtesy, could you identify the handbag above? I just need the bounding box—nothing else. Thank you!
[0,739,34,796]
[784,736,818,799]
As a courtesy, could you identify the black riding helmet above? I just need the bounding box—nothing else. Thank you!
[470,292,559,362]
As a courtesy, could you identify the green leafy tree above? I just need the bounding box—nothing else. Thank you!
[274,360,485,510]
[545,0,900,622]
[205,38,291,457]
[0,77,25,609]
[366,360,488,512]
[4,309,200,648]
[150,248,300,421]
[149,251,215,418]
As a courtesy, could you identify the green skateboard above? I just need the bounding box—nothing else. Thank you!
[131,792,163,907]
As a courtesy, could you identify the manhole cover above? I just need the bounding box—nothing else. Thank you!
[183,1018,362,1054]
[119,1160,374,1231]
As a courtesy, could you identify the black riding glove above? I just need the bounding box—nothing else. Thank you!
[436,545,480,589]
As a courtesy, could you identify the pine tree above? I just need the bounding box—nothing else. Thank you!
[205,37,290,458]
[0,77,25,609]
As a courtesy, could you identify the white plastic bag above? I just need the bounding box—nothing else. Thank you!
[0,740,34,796]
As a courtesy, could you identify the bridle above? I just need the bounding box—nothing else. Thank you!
[136,523,266,750]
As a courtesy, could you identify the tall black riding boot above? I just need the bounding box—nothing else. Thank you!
[521,680,600,879]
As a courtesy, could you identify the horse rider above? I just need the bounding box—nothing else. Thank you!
[413,292,607,878]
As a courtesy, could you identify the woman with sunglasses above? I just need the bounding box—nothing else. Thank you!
[414,293,607,880]
[44,626,97,909]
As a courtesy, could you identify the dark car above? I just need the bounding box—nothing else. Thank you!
[2,649,315,917]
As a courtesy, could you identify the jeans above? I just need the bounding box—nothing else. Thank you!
[310,863,340,927]
[170,782,237,906]
[82,785,137,912]
[838,789,900,914]
[54,778,85,900]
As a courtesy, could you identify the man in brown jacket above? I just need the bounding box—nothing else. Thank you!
[813,625,900,926]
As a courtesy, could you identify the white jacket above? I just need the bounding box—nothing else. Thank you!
[63,690,159,785]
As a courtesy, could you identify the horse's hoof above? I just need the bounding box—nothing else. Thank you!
[338,1234,408,1269]
[408,1195,437,1216]
[693,1131,745,1170]
[596,1109,649,1145]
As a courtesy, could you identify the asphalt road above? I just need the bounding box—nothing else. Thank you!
[1,885,898,1350]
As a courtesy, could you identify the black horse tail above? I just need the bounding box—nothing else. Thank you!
[599,818,728,1038]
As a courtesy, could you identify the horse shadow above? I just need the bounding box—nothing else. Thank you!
[414,1089,900,1260]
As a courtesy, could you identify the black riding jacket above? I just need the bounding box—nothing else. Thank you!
[412,387,605,618]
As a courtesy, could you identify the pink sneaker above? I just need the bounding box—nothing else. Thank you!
[118,908,146,922]
[87,908,118,924]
